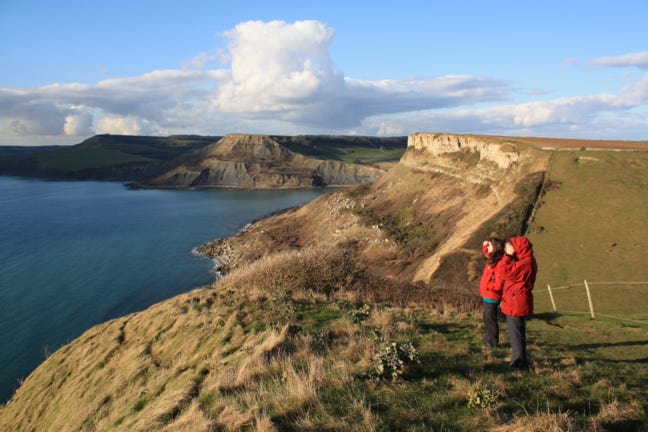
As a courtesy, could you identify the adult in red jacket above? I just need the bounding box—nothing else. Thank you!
[498,236,537,370]
[479,238,505,348]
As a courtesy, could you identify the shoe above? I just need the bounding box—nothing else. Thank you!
[508,360,528,370]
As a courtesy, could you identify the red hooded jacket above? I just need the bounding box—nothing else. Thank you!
[479,243,505,302]
[498,237,537,317]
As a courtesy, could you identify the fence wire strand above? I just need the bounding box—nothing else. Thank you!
[536,281,648,326]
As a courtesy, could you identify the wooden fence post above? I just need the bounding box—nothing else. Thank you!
[584,280,595,319]
[547,284,557,312]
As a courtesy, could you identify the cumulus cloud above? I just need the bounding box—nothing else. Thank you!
[213,20,343,114]
[94,115,152,135]
[588,51,648,69]
[1,20,646,145]
[363,92,647,139]
[212,20,507,128]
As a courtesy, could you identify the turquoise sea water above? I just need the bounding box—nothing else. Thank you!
[0,176,330,403]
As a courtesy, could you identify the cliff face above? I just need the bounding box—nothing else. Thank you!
[138,134,386,188]
[198,132,550,283]
[407,133,519,169]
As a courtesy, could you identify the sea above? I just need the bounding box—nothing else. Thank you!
[0,176,332,403]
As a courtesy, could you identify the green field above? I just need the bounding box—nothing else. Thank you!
[276,135,407,165]
[0,134,219,179]
[528,150,648,320]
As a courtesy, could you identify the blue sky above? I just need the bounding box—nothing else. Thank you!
[1,0,647,145]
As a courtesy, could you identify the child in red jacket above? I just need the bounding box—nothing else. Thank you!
[479,237,505,348]
[498,236,537,370]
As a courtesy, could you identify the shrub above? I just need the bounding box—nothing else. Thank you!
[372,337,419,379]
[347,303,371,324]
[467,382,497,409]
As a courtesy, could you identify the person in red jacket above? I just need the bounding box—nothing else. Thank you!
[498,236,537,370]
[479,237,505,348]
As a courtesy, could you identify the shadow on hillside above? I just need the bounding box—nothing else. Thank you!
[567,339,648,350]
[530,312,561,322]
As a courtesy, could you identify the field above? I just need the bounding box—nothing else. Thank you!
[496,135,648,151]
[0,135,219,179]
[528,150,648,323]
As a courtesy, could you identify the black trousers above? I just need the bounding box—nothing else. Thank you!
[482,301,500,348]
[506,315,528,367]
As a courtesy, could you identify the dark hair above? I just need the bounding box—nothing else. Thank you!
[487,237,505,266]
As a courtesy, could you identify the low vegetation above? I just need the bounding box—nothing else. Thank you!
[3,241,645,431]
[275,135,407,165]
[0,135,220,180]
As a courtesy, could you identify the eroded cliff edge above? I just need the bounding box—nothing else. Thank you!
[137,134,391,188]
[198,132,550,284]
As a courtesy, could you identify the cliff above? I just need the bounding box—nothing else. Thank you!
[137,134,387,188]
[198,132,550,284]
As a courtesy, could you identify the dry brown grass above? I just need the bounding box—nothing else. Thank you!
[489,410,579,432]
[591,399,645,431]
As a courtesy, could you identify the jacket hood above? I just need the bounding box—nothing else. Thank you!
[510,236,533,259]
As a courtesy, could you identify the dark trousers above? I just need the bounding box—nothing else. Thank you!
[482,301,500,348]
[506,315,528,367]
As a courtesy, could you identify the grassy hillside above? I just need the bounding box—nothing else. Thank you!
[528,150,648,321]
[274,135,407,166]
[1,135,646,431]
[1,248,645,431]
[0,135,220,180]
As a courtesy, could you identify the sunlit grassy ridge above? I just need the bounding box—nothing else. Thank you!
[529,150,648,322]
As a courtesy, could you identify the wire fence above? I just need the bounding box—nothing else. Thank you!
[534,281,648,326]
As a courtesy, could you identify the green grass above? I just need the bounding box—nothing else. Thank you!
[41,147,152,171]
[0,134,218,179]
[528,151,648,313]
[276,135,407,165]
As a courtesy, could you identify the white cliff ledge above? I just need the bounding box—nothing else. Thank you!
[407,132,519,169]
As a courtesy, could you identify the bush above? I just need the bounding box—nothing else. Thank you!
[467,382,497,409]
[372,337,419,380]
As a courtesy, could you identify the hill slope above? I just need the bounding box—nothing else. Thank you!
[0,135,220,180]
[135,134,401,189]
[1,133,646,431]
[0,134,407,187]
[198,132,550,285]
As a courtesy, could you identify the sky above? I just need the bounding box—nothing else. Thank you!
[1,0,647,146]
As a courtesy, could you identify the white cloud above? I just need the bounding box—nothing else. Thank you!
[94,115,151,136]
[212,21,507,128]
[213,20,341,114]
[618,73,648,105]
[0,21,646,145]
[588,51,648,69]
[362,91,647,139]
[64,110,93,136]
